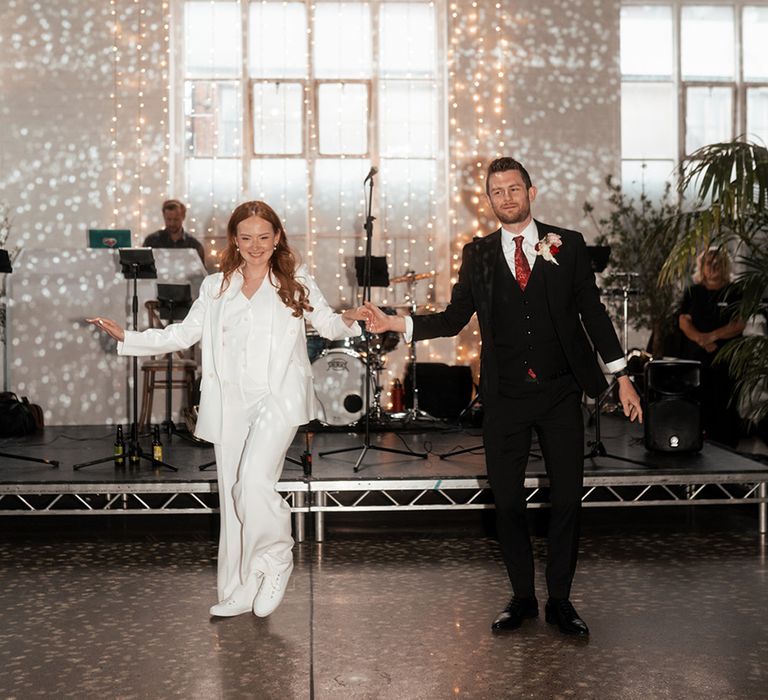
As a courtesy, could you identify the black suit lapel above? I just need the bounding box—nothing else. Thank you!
[533,219,554,290]
[478,230,502,312]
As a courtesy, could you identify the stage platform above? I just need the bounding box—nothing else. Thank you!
[1,416,766,538]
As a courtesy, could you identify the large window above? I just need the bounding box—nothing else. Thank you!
[620,3,768,200]
[179,0,445,305]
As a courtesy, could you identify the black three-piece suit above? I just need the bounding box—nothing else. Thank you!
[412,221,623,599]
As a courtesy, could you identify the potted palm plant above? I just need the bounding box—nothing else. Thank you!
[661,139,768,422]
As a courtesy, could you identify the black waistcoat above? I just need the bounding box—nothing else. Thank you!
[492,251,570,393]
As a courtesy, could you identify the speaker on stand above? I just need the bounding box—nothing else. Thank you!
[644,359,702,453]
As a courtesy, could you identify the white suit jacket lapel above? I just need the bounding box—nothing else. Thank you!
[208,274,243,373]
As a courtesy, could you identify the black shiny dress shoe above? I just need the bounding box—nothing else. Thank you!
[545,598,589,636]
[491,596,539,632]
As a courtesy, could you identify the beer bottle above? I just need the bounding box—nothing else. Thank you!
[113,425,125,467]
[152,425,163,465]
[129,424,140,465]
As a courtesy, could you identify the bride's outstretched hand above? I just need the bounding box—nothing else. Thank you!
[86,317,125,342]
[340,306,370,326]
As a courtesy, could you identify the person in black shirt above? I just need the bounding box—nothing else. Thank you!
[679,248,746,447]
[143,199,205,265]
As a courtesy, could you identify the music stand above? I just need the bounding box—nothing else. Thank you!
[0,250,59,468]
[319,175,426,472]
[75,248,178,471]
[156,283,193,437]
[354,256,389,289]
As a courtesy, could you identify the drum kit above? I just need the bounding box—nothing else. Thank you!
[309,269,436,427]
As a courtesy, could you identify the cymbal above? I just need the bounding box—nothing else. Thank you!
[602,287,641,297]
[389,271,436,285]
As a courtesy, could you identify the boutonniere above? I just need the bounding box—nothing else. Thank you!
[534,233,562,265]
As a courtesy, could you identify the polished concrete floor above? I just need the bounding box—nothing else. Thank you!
[0,509,766,699]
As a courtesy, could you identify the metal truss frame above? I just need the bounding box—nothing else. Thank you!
[1,473,766,541]
[308,475,768,540]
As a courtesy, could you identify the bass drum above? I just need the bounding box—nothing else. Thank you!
[312,349,372,426]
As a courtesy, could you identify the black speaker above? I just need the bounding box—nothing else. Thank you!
[644,360,702,452]
[404,363,473,420]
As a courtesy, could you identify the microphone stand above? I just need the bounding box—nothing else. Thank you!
[319,167,426,472]
[584,350,654,468]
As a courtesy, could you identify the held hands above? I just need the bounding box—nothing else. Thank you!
[617,375,643,423]
[341,302,406,333]
[86,317,125,342]
[340,306,370,327]
[362,301,405,333]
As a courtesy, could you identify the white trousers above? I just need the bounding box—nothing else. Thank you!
[213,394,297,601]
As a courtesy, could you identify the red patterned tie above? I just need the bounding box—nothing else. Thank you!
[514,235,531,291]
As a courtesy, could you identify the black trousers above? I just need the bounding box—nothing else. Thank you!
[483,374,584,600]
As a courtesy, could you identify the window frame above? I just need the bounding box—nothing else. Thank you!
[620,0,768,193]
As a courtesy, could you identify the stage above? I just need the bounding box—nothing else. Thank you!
[1,415,766,538]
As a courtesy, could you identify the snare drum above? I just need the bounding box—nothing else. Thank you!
[312,349,372,426]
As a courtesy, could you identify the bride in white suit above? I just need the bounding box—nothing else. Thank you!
[89,201,367,618]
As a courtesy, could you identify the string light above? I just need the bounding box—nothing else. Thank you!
[110,0,118,225]
[109,0,171,243]
[136,0,145,234]
[446,1,509,368]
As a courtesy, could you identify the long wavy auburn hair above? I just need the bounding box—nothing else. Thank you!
[218,201,312,317]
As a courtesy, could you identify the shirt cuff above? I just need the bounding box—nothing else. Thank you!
[605,357,628,374]
[403,315,414,344]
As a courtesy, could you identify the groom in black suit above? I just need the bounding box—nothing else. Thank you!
[365,157,643,636]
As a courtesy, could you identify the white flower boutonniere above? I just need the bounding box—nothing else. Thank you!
[534,233,562,265]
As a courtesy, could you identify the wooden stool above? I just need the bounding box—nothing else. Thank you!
[139,358,198,428]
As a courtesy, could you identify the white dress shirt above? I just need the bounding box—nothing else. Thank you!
[500,220,538,277]
[221,276,273,406]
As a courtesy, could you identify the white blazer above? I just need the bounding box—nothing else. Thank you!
[118,265,360,443]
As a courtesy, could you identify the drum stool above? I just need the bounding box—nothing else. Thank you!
[138,359,197,428]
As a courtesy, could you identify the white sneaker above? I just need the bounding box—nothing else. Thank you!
[210,575,263,617]
[252,562,293,617]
